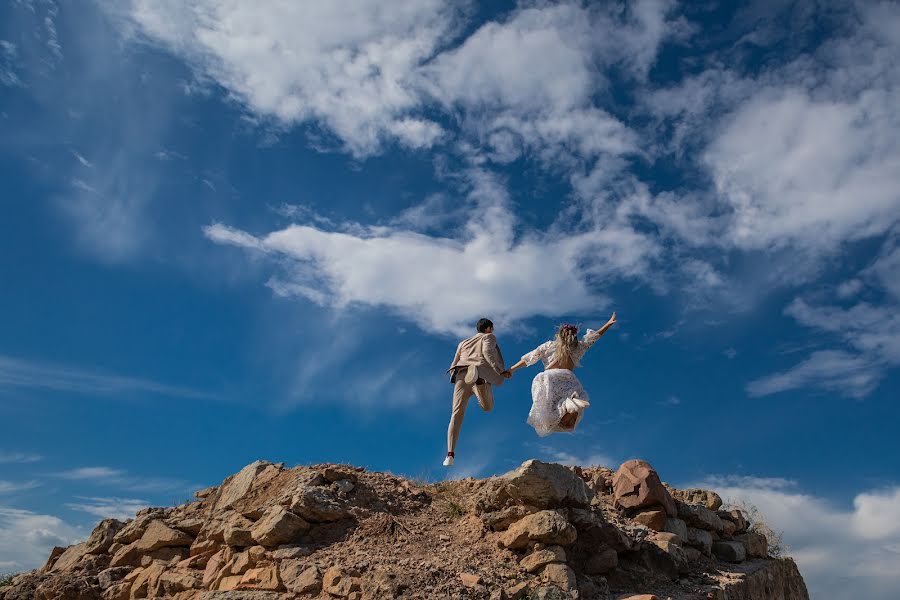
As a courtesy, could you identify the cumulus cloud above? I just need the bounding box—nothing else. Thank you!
[204,168,660,335]
[109,0,464,157]
[693,476,900,600]
[0,507,82,572]
[646,1,900,262]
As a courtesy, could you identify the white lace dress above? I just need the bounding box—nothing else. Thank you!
[520,329,601,436]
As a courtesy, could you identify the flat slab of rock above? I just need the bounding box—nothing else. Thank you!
[48,543,88,573]
[678,502,725,533]
[214,461,270,511]
[613,460,677,517]
[502,460,593,508]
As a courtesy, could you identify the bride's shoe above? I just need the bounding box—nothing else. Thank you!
[562,397,590,414]
[443,455,455,467]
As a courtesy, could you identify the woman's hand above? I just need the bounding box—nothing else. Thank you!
[606,311,617,327]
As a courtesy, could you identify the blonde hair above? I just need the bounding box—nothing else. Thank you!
[553,324,579,366]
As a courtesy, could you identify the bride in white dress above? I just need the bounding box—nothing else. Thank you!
[508,313,617,436]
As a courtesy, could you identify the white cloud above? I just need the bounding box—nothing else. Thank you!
[746,349,883,399]
[0,452,42,464]
[0,354,214,400]
[53,467,126,481]
[0,507,83,572]
[51,466,192,494]
[538,445,615,469]
[110,0,465,157]
[0,481,40,495]
[691,477,900,600]
[65,496,149,521]
[748,237,900,399]
[203,166,664,335]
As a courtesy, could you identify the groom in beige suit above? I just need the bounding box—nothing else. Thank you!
[444,318,509,466]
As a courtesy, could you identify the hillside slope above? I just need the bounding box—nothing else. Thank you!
[0,459,809,600]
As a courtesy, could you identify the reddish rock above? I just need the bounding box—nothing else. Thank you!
[612,460,677,517]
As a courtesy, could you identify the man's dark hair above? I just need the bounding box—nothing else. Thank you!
[476,318,494,333]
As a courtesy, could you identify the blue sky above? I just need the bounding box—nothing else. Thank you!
[1,0,899,597]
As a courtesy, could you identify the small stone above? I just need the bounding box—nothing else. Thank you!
[722,520,737,537]
[520,546,566,573]
[540,562,577,591]
[652,532,683,546]
[460,572,483,587]
[686,528,713,556]
[583,548,618,574]
[633,509,667,531]
[323,566,361,596]
[507,581,530,600]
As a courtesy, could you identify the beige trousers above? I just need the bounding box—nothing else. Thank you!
[447,374,494,454]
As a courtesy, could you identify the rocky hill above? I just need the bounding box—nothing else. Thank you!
[0,459,809,600]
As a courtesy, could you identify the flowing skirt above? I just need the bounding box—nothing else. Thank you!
[527,368,591,436]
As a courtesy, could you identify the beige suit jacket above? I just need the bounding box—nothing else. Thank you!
[448,332,506,387]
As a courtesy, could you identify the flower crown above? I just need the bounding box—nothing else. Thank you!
[560,323,579,335]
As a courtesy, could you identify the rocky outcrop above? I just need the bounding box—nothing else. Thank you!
[0,459,809,600]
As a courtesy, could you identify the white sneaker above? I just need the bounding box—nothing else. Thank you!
[443,455,455,467]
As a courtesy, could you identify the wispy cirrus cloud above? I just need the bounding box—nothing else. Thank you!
[0,480,40,495]
[0,451,42,464]
[0,354,214,400]
[64,496,149,521]
[51,466,193,494]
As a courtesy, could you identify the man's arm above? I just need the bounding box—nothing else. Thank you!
[481,333,505,374]
[449,343,462,370]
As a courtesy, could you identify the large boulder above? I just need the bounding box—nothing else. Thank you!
[135,520,193,552]
[612,460,677,517]
[713,540,747,563]
[737,532,768,558]
[502,460,593,509]
[250,507,310,547]
[47,543,88,573]
[85,519,125,555]
[500,510,577,550]
[213,461,272,511]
